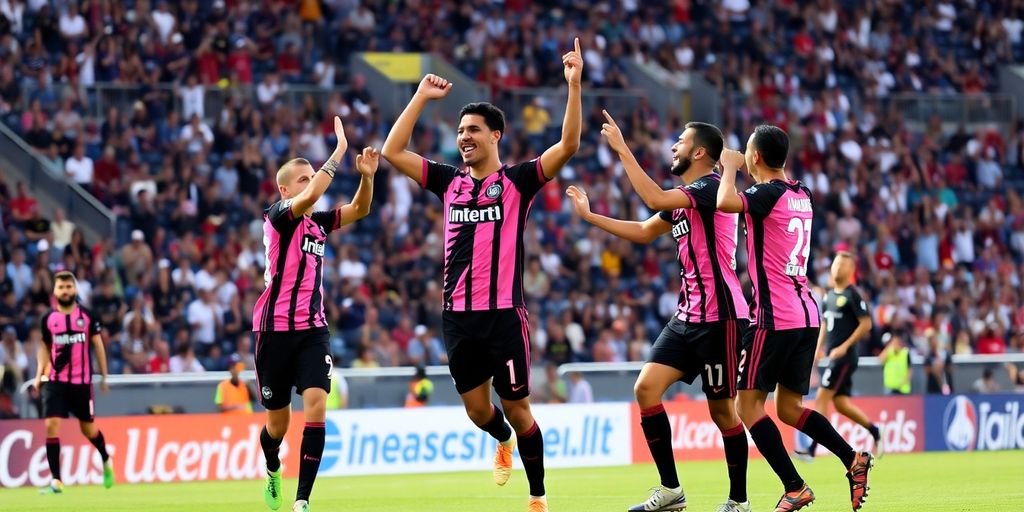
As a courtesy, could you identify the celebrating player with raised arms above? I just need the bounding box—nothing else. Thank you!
[716,125,873,512]
[567,112,750,512]
[381,38,584,512]
[255,116,378,512]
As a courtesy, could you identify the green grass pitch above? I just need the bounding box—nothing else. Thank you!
[5,451,1022,511]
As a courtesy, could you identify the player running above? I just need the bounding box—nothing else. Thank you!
[567,112,750,512]
[795,252,883,463]
[256,116,378,512]
[32,270,114,494]
[381,38,584,512]
[716,125,873,512]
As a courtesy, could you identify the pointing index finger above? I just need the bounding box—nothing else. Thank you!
[574,37,581,55]
[602,109,617,126]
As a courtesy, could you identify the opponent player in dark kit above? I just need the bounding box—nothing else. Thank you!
[567,113,750,512]
[716,125,874,512]
[255,116,378,512]
[33,270,114,494]
[795,252,883,463]
[381,38,584,512]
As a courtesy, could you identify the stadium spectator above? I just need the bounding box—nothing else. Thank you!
[972,366,1002,394]
[567,371,593,403]
[169,341,204,374]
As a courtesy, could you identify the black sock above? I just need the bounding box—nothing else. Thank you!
[796,409,856,468]
[749,416,803,492]
[806,440,818,456]
[867,423,880,442]
[478,405,513,443]
[640,404,679,489]
[721,423,748,503]
[296,422,325,502]
[260,426,283,473]
[517,422,545,497]
[88,431,109,463]
[46,437,61,481]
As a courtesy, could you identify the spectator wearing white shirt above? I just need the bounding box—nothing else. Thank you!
[50,208,75,250]
[58,3,87,41]
[169,342,206,373]
[151,0,176,43]
[180,114,213,155]
[187,284,222,354]
[976,148,1003,189]
[6,247,31,302]
[567,372,593,403]
[65,142,94,187]
[256,72,283,107]
[178,74,205,121]
[337,245,367,285]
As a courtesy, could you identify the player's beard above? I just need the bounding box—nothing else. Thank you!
[671,149,694,176]
[56,296,76,307]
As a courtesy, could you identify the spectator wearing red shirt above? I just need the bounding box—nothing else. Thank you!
[975,327,1006,354]
[149,339,172,373]
[9,182,37,224]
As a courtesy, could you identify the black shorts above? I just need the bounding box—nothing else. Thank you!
[42,382,94,422]
[254,328,332,410]
[443,308,531,400]
[649,318,748,400]
[738,327,819,395]
[821,356,858,397]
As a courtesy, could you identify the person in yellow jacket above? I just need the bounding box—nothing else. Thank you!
[879,331,912,395]
[405,367,433,407]
[216,357,254,414]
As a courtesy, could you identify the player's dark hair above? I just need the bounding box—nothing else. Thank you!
[54,270,76,283]
[683,121,724,162]
[459,102,505,137]
[751,124,789,169]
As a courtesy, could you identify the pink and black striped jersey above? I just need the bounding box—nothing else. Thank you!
[421,158,549,311]
[659,173,749,323]
[252,201,343,332]
[41,305,102,385]
[739,179,821,330]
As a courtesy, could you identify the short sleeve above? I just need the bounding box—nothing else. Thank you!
[422,159,459,199]
[40,315,52,346]
[310,209,341,232]
[739,183,783,217]
[266,199,301,231]
[682,180,716,210]
[847,288,871,319]
[658,210,676,223]
[504,159,550,198]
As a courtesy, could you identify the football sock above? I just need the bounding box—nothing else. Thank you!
[517,421,545,497]
[478,404,513,443]
[260,426,283,472]
[721,422,748,503]
[640,403,680,489]
[88,431,110,463]
[796,409,856,468]
[46,437,62,481]
[749,416,804,492]
[296,422,325,502]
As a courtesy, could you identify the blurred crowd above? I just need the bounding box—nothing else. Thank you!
[1,0,1024,410]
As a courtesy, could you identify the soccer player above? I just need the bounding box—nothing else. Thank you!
[380,38,584,512]
[32,270,114,494]
[795,252,883,463]
[256,116,378,512]
[716,125,874,512]
[566,112,750,512]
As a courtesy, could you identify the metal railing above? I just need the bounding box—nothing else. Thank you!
[882,93,1015,127]
[0,123,115,242]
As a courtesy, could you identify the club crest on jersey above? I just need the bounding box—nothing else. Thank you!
[76,318,85,328]
[485,182,503,198]
[261,386,273,399]
[448,204,503,224]
[301,234,326,257]
[837,295,847,307]
[671,218,691,240]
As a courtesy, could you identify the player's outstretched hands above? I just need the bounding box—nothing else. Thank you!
[566,185,591,218]
[334,116,348,153]
[416,74,453,100]
[355,147,380,177]
[600,110,628,154]
[719,148,745,172]
[563,37,584,85]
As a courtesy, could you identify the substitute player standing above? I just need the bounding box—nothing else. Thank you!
[381,39,584,512]
[256,117,378,512]
[795,252,883,463]
[716,125,873,512]
[567,113,750,512]
[32,270,114,494]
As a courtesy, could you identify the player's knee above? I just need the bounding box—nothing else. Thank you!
[465,403,494,426]
[303,394,327,422]
[708,402,740,430]
[777,403,804,427]
[633,378,659,406]
[79,422,94,437]
[44,419,60,436]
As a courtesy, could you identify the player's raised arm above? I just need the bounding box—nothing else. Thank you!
[539,37,583,179]
[601,110,691,211]
[716,149,746,213]
[381,74,453,183]
[289,116,348,217]
[566,185,670,244]
[338,147,379,225]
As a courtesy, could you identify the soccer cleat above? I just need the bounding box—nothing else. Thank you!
[292,500,309,512]
[528,496,549,512]
[627,486,687,511]
[103,460,115,489]
[873,426,885,460]
[716,499,752,512]
[494,432,516,486]
[774,484,814,512]
[793,449,814,464]
[847,451,874,510]
[264,469,283,510]
[39,480,64,495]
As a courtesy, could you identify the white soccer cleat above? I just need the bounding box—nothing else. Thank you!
[716,499,751,512]
[874,425,886,459]
[627,486,687,511]
[292,500,309,512]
